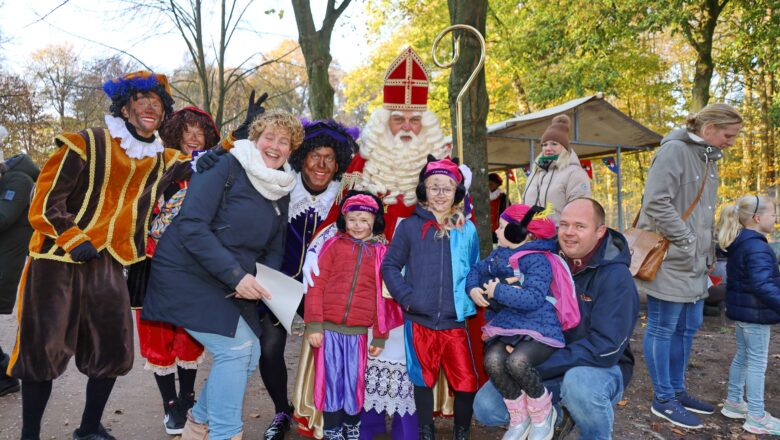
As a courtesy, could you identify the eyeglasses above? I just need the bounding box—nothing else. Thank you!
[426,186,455,196]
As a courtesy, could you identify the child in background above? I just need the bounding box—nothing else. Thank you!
[718,195,780,436]
[467,204,574,440]
[304,191,402,440]
[381,156,481,440]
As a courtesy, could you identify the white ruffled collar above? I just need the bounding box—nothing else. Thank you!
[104,114,164,159]
[489,188,504,201]
[288,173,340,221]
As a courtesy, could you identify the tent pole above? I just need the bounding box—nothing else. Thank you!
[573,108,580,141]
[616,146,623,231]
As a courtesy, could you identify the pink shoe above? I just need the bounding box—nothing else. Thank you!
[503,393,531,440]
[527,389,556,440]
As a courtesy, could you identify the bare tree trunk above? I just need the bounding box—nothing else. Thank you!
[682,0,728,111]
[743,77,754,193]
[291,0,352,119]
[447,0,490,257]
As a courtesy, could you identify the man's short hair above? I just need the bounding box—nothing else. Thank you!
[570,197,605,227]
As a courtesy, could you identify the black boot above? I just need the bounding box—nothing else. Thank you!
[452,424,470,440]
[419,423,436,440]
[0,354,19,397]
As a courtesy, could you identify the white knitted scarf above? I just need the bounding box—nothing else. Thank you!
[229,139,296,201]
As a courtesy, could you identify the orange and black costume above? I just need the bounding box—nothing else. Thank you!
[8,126,186,381]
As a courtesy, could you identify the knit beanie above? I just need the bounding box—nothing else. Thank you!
[541,114,571,150]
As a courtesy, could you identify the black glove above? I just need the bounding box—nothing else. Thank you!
[195,147,227,173]
[70,241,99,262]
[232,90,268,140]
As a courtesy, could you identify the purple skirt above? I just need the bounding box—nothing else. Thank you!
[313,330,368,415]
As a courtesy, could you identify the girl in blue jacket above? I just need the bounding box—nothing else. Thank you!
[718,195,780,436]
[466,204,567,440]
[381,156,480,440]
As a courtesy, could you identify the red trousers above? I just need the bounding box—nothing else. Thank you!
[134,309,203,373]
[407,322,479,392]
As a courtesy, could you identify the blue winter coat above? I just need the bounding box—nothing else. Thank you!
[142,154,289,338]
[465,239,564,345]
[725,229,780,324]
[382,205,480,330]
[536,229,639,387]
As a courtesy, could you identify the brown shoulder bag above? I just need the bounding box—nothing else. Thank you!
[624,162,710,281]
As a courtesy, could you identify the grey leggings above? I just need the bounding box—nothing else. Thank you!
[483,340,556,400]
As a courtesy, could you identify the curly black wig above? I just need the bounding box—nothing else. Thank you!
[288,119,357,180]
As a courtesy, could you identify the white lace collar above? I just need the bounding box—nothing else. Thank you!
[104,115,165,159]
[288,172,340,221]
[489,188,504,201]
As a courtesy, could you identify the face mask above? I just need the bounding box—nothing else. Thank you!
[536,155,559,171]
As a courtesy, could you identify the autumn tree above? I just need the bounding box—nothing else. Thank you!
[0,73,57,165]
[28,44,81,129]
[291,0,353,119]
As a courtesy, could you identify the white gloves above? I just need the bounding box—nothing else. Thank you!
[302,250,320,292]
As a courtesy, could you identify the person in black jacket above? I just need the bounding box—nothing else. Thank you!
[717,195,780,435]
[142,109,303,440]
[0,126,40,397]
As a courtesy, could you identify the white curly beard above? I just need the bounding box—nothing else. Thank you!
[359,109,449,206]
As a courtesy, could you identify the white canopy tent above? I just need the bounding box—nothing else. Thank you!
[484,94,663,228]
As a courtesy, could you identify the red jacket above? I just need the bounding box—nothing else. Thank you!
[305,233,388,345]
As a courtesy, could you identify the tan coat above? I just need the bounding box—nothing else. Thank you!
[634,128,722,303]
[522,148,591,222]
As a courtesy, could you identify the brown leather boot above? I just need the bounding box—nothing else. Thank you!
[180,409,208,440]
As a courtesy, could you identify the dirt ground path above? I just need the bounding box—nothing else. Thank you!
[0,309,777,440]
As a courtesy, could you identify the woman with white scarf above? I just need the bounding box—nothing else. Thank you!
[143,110,303,440]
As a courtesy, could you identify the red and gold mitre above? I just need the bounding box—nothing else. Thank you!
[383,47,430,111]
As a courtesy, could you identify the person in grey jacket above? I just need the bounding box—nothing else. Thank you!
[636,103,742,430]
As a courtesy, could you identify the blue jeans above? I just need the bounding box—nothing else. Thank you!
[643,296,704,401]
[726,321,771,417]
[473,365,624,440]
[186,317,261,439]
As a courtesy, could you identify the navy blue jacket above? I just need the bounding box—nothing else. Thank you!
[465,240,564,345]
[725,229,780,324]
[537,229,639,387]
[382,205,479,330]
[142,155,289,338]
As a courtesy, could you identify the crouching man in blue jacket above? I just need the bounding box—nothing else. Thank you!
[473,198,639,440]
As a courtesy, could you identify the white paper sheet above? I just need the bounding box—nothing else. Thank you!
[255,263,304,334]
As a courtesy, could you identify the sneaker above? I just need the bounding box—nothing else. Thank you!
[743,412,780,435]
[675,391,715,414]
[651,398,703,429]
[264,411,292,440]
[720,399,748,419]
[164,400,186,435]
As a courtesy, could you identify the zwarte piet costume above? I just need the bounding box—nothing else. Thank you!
[8,71,188,440]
